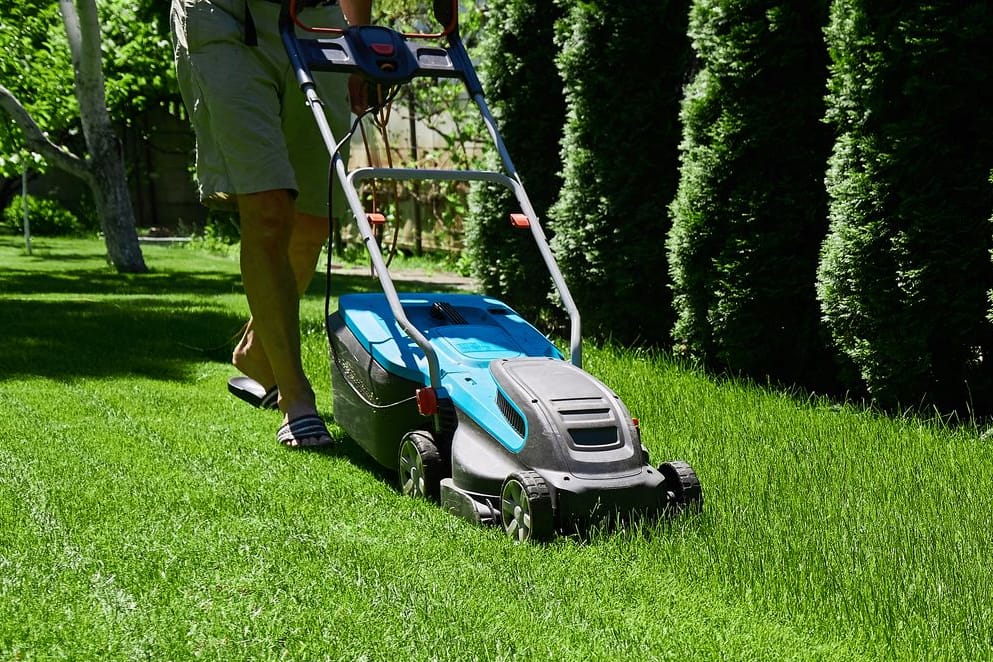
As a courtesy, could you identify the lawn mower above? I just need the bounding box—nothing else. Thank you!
[279,0,702,541]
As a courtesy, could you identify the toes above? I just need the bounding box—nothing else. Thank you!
[276,415,333,448]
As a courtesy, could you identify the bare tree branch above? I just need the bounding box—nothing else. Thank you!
[0,83,91,181]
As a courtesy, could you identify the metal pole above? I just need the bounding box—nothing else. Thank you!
[22,165,31,255]
[471,92,583,368]
[406,86,423,256]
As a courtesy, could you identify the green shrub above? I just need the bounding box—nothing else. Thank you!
[3,195,85,236]
[189,209,240,255]
[549,0,689,346]
[464,0,566,324]
[817,1,993,413]
[667,0,834,387]
[203,209,240,244]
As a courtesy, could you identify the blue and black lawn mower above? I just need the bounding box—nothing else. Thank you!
[280,0,702,541]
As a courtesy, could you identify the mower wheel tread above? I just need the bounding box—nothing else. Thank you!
[398,431,443,501]
[659,460,703,513]
[500,471,554,543]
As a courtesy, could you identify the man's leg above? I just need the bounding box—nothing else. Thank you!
[232,209,329,390]
[236,190,329,444]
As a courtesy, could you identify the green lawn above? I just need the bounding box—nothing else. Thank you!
[1,236,991,660]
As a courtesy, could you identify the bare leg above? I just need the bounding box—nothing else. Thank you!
[232,209,330,389]
[236,190,329,444]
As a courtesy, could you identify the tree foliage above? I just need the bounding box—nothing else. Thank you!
[0,0,173,272]
[464,0,566,323]
[549,0,690,346]
[0,0,174,179]
[667,0,834,386]
[817,0,993,412]
[0,1,74,179]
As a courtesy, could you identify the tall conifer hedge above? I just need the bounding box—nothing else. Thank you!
[549,0,689,346]
[464,0,566,322]
[667,0,833,386]
[817,1,993,412]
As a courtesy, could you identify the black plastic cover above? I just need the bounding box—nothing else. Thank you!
[489,358,644,480]
[328,312,425,470]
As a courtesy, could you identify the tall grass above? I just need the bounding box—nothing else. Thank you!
[1,237,991,660]
[591,346,993,658]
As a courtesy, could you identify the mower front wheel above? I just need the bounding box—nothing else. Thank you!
[500,471,554,543]
[398,431,442,501]
[659,460,703,513]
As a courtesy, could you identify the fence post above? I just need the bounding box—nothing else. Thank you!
[22,164,31,255]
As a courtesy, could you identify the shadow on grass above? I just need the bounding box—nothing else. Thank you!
[0,266,247,298]
[0,265,469,300]
[0,264,471,382]
[0,297,244,381]
[305,431,396,484]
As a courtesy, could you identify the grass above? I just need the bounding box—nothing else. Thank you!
[2,236,992,660]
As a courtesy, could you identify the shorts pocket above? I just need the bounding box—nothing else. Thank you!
[184,0,245,54]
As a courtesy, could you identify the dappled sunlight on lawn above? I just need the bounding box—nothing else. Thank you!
[0,237,475,382]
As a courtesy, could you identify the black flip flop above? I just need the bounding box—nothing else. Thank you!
[276,414,333,448]
[227,376,279,409]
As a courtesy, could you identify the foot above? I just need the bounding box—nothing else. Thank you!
[232,320,276,392]
[277,414,333,448]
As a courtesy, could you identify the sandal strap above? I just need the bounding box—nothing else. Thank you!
[258,387,280,409]
[277,415,332,447]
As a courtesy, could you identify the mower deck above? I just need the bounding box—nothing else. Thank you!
[328,293,699,539]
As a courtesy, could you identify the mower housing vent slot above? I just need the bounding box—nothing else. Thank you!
[496,391,526,438]
[568,426,619,448]
[551,396,623,451]
[431,301,468,325]
[553,397,613,423]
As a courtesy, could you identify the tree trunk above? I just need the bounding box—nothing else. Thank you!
[89,130,148,270]
[60,0,146,273]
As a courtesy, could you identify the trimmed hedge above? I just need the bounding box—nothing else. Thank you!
[548,0,690,346]
[817,1,993,412]
[464,0,566,323]
[667,0,834,386]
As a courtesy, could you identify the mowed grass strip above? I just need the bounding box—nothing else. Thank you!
[1,237,990,660]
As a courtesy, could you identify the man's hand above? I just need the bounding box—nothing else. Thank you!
[339,0,372,26]
[348,74,368,114]
[341,0,373,113]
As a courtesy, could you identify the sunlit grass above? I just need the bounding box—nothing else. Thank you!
[1,236,991,659]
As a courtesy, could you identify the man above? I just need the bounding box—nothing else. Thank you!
[171,0,372,447]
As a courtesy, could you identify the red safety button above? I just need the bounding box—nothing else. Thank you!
[416,387,438,416]
[370,43,395,56]
[510,213,530,228]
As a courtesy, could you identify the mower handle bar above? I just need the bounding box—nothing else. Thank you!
[342,142,584,374]
[346,166,577,358]
[278,5,584,392]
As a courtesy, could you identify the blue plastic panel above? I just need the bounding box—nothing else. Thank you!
[336,293,564,452]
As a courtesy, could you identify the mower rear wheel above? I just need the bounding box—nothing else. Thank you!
[398,431,442,501]
[659,460,703,513]
[500,471,553,543]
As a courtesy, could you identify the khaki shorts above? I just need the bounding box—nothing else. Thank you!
[171,0,350,218]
